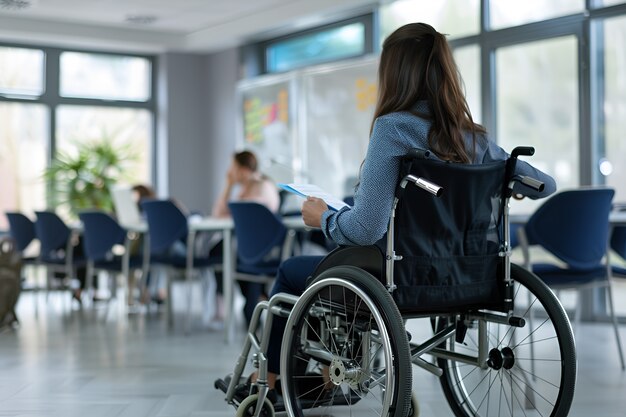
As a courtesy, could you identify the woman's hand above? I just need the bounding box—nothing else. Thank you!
[302,196,328,228]
[226,163,238,186]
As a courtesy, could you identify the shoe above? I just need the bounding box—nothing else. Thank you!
[71,291,82,306]
[152,295,166,305]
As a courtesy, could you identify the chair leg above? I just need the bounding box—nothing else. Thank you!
[185,270,193,334]
[46,267,51,303]
[167,269,174,328]
[574,290,582,342]
[86,263,94,307]
[605,282,625,370]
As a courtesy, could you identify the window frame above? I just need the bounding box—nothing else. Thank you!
[0,42,157,189]
[260,14,375,75]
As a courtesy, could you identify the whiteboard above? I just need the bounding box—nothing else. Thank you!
[302,58,378,198]
[236,56,379,198]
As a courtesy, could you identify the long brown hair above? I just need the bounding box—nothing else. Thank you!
[373,23,485,163]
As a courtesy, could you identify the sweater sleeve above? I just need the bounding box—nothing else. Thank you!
[483,140,557,199]
[320,116,409,246]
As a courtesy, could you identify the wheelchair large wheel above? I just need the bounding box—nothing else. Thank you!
[281,266,412,417]
[438,263,576,417]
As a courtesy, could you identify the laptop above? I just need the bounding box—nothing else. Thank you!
[111,186,143,227]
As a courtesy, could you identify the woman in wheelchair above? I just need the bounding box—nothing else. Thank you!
[217,22,575,417]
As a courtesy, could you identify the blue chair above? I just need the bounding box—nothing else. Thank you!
[5,212,39,288]
[519,188,624,369]
[141,200,219,331]
[78,211,144,306]
[610,225,626,276]
[228,202,288,327]
[5,212,37,260]
[34,211,85,301]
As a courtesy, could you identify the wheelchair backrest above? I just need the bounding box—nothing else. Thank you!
[392,152,508,314]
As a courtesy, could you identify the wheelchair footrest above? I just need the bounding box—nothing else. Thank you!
[214,378,228,393]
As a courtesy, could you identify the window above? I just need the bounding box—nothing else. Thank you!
[489,0,585,29]
[56,105,152,185]
[0,46,45,96]
[379,0,480,42]
[266,21,366,73]
[601,16,626,203]
[597,0,626,6]
[496,36,579,213]
[0,103,49,229]
[0,43,155,225]
[453,45,482,123]
[60,52,151,101]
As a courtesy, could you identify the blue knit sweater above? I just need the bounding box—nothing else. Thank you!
[320,101,557,246]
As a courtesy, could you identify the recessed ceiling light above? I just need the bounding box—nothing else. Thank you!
[125,14,158,25]
[0,0,33,10]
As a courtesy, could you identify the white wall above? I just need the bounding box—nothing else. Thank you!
[156,48,239,214]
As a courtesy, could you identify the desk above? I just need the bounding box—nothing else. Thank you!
[131,215,308,342]
[510,210,626,226]
[186,217,234,338]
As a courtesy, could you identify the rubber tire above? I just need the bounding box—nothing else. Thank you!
[235,394,275,417]
[281,265,412,417]
[438,263,576,417]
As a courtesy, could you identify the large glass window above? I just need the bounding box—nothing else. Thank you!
[379,0,480,42]
[0,44,155,226]
[56,105,152,185]
[601,16,626,203]
[0,46,45,96]
[598,0,626,6]
[490,0,584,29]
[0,103,49,229]
[496,36,579,213]
[266,22,366,73]
[453,45,482,123]
[60,52,151,101]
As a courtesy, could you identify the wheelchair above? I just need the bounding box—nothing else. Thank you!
[215,147,577,417]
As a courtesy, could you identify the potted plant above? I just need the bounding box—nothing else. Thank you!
[44,140,137,217]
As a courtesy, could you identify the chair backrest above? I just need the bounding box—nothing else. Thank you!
[391,153,508,313]
[525,188,615,269]
[5,212,36,253]
[78,211,127,262]
[34,211,71,254]
[228,202,287,266]
[611,226,626,261]
[140,200,188,254]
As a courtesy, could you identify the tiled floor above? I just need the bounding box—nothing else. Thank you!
[0,286,625,417]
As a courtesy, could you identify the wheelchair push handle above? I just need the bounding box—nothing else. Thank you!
[400,175,443,197]
[511,146,535,158]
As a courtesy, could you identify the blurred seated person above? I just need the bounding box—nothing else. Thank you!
[212,150,281,327]
[212,150,280,217]
[132,184,156,208]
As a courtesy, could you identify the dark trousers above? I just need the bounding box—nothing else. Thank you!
[240,281,264,327]
[266,255,324,374]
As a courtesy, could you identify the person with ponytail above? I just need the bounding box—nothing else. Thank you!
[228,22,556,401]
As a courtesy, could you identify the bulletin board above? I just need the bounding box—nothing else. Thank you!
[237,74,296,184]
[301,57,378,198]
[236,56,378,198]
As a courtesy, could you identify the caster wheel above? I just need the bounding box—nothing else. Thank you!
[235,394,275,417]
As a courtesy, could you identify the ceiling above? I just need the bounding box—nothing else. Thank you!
[0,0,378,53]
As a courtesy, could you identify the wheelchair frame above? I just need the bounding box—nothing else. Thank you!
[218,147,576,417]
